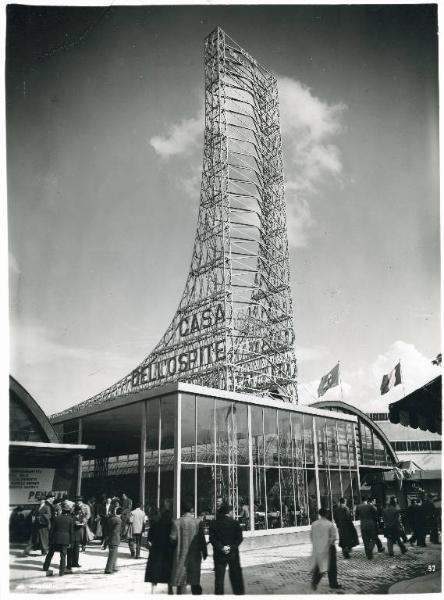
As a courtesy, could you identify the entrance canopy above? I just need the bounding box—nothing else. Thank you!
[389,376,441,435]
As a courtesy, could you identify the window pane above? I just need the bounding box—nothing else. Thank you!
[180,464,195,513]
[215,464,230,506]
[303,415,315,466]
[316,417,327,467]
[145,467,158,511]
[330,470,342,506]
[340,470,353,510]
[215,400,231,464]
[159,467,174,513]
[337,421,349,466]
[307,470,318,523]
[319,470,331,511]
[253,467,266,529]
[326,419,339,466]
[251,406,263,466]
[346,422,357,467]
[280,468,295,527]
[291,413,304,468]
[196,396,215,463]
[351,471,361,512]
[181,394,196,462]
[233,403,249,465]
[264,408,278,466]
[236,466,250,530]
[265,468,281,528]
[197,465,214,517]
[160,396,175,468]
[278,411,291,466]
[295,469,310,526]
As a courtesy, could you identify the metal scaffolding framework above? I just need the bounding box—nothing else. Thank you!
[55,28,298,418]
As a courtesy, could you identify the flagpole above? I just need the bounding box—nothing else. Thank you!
[399,358,406,398]
[339,361,344,401]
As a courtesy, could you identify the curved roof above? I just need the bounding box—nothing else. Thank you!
[311,399,398,465]
[9,376,59,443]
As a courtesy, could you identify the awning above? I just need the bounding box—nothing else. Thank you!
[389,375,441,435]
[10,441,95,459]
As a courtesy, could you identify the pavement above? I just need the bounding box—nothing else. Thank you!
[9,535,442,595]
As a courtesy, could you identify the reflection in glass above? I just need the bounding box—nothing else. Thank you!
[251,406,263,466]
[278,411,291,466]
[264,408,278,466]
[215,400,232,464]
[234,403,249,465]
[307,470,318,523]
[215,464,230,505]
[337,421,349,465]
[237,467,250,529]
[181,464,196,512]
[340,469,353,509]
[303,415,315,466]
[197,466,214,516]
[280,468,295,527]
[351,470,361,511]
[159,468,174,513]
[291,413,304,468]
[145,468,158,511]
[326,419,339,466]
[295,469,309,525]
[316,418,327,467]
[346,422,357,467]
[181,394,196,462]
[196,396,215,463]
[330,470,342,507]
[319,469,331,511]
[253,467,266,529]
[266,468,281,528]
[160,396,175,469]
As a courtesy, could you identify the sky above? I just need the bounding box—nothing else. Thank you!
[6,3,441,416]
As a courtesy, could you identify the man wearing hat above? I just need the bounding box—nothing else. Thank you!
[43,501,73,576]
[209,504,245,595]
[23,492,55,556]
[68,496,88,569]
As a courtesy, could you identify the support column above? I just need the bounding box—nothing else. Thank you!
[139,401,147,507]
[173,393,182,519]
[75,417,83,497]
[313,416,321,512]
[247,405,254,531]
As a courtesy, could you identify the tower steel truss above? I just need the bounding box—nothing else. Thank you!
[55,28,298,418]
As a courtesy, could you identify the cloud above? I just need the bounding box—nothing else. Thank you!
[298,341,440,411]
[149,77,346,247]
[278,77,346,247]
[149,109,203,158]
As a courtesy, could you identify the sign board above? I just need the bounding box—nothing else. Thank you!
[9,468,57,505]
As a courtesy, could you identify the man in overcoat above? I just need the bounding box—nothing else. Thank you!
[42,501,74,576]
[23,493,55,556]
[310,508,342,591]
[383,497,407,556]
[356,498,379,559]
[169,499,207,594]
[209,504,244,595]
[333,498,359,558]
[104,507,122,574]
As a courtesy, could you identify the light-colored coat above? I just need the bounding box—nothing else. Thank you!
[130,507,147,535]
[170,515,207,586]
[310,517,337,572]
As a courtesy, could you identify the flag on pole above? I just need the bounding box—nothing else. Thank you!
[380,362,402,395]
[318,363,340,397]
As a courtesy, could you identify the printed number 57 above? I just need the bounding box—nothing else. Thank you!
[427,565,436,572]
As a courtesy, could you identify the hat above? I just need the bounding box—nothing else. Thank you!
[219,504,233,515]
[46,492,55,499]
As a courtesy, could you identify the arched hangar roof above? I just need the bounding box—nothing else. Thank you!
[311,399,398,465]
[9,375,59,443]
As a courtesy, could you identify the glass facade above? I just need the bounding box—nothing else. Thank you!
[140,392,361,530]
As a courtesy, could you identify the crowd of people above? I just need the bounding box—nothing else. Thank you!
[311,493,441,591]
[12,489,440,593]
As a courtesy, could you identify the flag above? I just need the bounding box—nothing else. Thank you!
[380,362,402,395]
[318,363,340,397]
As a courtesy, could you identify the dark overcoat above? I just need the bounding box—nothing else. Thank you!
[144,517,174,584]
[170,515,207,586]
[49,514,74,546]
[333,505,359,549]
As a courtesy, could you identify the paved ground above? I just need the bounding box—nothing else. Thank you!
[9,535,441,595]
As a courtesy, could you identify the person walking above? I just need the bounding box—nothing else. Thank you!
[423,494,439,544]
[368,499,386,553]
[407,499,426,546]
[356,498,379,560]
[209,503,244,595]
[23,493,55,556]
[170,500,208,595]
[383,497,407,556]
[42,501,73,576]
[333,498,359,558]
[310,507,342,591]
[104,507,122,574]
[128,502,146,558]
[121,492,133,543]
[144,507,174,593]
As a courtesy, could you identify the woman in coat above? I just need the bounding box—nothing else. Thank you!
[169,500,208,595]
[144,508,174,594]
